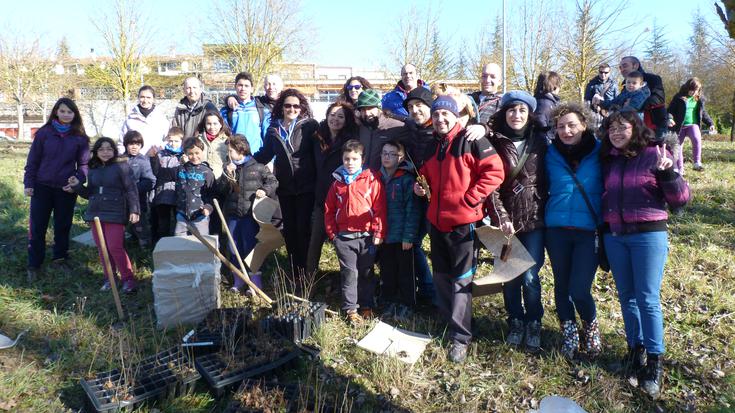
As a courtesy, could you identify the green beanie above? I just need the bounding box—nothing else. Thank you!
[356,89,381,109]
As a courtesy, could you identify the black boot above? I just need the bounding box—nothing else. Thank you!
[623,344,646,384]
[641,353,663,399]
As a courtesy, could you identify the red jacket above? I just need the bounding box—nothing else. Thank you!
[324,168,387,240]
[419,123,505,232]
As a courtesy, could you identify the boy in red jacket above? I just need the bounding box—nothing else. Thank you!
[414,96,505,362]
[324,139,387,324]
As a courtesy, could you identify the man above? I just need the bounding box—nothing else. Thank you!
[585,63,618,112]
[257,73,283,110]
[356,89,410,171]
[469,63,504,124]
[220,71,270,154]
[614,56,668,139]
[413,96,504,363]
[171,77,217,138]
[381,63,428,121]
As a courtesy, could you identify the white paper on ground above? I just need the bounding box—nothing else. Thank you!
[356,321,432,364]
[472,225,536,296]
[527,395,588,413]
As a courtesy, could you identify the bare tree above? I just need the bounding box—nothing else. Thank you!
[510,0,562,92]
[88,0,150,115]
[207,0,310,90]
[0,35,52,140]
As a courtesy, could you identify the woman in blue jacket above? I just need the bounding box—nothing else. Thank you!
[544,103,603,360]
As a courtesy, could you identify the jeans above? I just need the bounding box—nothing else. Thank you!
[28,184,77,268]
[173,213,209,236]
[502,228,545,323]
[604,231,668,354]
[545,228,598,323]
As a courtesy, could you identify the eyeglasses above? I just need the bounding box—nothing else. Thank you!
[599,71,610,74]
[381,152,399,158]
[345,85,362,91]
[608,125,632,134]
[283,103,300,109]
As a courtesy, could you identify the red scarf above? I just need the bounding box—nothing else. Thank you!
[205,132,217,142]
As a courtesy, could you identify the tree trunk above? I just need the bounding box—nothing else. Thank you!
[731,89,735,143]
[16,102,26,141]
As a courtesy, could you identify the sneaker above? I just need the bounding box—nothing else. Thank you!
[27,267,40,283]
[560,320,579,360]
[448,342,468,363]
[581,318,602,358]
[359,308,374,319]
[230,286,241,293]
[345,310,362,325]
[525,320,542,352]
[640,353,663,399]
[100,280,113,291]
[506,319,524,347]
[122,282,137,294]
[693,164,704,171]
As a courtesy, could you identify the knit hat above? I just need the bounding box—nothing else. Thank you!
[356,89,381,109]
[403,87,434,110]
[500,90,537,112]
[430,96,459,117]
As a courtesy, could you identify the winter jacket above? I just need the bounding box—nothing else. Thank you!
[171,95,218,138]
[404,119,437,170]
[150,148,182,206]
[381,80,429,120]
[24,125,89,189]
[631,68,668,135]
[255,118,319,196]
[545,137,602,231]
[378,161,420,244]
[584,76,618,106]
[603,86,650,113]
[119,105,170,154]
[313,125,357,207]
[602,146,690,234]
[175,161,216,220]
[73,158,139,224]
[485,126,547,233]
[667,94,714,133]
[197,133,229,178]
[218,157,278,218]
[469,91,503,125]
[124,152,156,212]
[534,92,560,130]
[220,98,270,154]
[324,168,386,240]
[420,123,505,232]
[358,113,410,172]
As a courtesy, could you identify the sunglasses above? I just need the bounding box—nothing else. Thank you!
[345,85,362,91]
[283,103,301,109]
[599,71,610,74]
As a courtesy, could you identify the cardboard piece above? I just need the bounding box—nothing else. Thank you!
[243,197,285,273]
[356,321,432,364]
[472,225,535,296]
[71,230,96,247]
[152,235,221,329]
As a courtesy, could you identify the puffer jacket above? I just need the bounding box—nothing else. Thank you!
[73,158,139,224]
[175,161,216,220]
[171,95,218,138]
[218,157,278,218]
[150,148,182,206]
[485,126,547,233]
[255,118,319,196]
[324,167,386,240]
[602,146,690,234]
[378,161,420,244]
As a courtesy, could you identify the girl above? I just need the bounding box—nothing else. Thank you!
[485,90,547,352]
[533,71,562,141]
[24,97,89,282]
[66,137,140,293]
[600,111,690,399]
[218,134,278,294]
[197,110,232,179]
[667,77,715,173]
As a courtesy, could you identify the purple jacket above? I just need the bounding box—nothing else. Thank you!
[602,146,690,234]
[24,126,89,189]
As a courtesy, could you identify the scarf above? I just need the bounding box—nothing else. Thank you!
[52,119,71,135]
[232,155,251,166]
[205,132,217,142]
[338,165,363,185]
[498,123,527,142]
[278,119,297,142]
[165,144,183,154]
[553,131,597,169]
[138,104,154,118]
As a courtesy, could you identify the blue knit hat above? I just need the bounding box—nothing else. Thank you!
[500,90,537,112]
[430,96,459,117]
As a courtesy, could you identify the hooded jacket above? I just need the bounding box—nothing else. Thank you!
[256,118,319,196]
[171,95,217,138]
[377,161,421,244]
[73,158,139,224]
[220,97,271,154]
[381,80,429,120]
[218,157,278,218]
[324,167,386,240]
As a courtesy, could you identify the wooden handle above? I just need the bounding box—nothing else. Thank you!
[93,217,125,320]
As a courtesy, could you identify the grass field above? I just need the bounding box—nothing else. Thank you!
[0,137,733,412]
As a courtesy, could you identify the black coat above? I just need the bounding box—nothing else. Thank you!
[312,124,357,207]
[667,94,713,133]
[74,158,140,224]
[404,119,438,171]
[218,158,278,218]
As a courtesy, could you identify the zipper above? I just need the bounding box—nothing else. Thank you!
[617,158,626,226]
[435,139,447,224]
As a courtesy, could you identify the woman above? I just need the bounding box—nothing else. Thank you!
[431,83,479,126]
[119,85,170,155]
[533,71,562,140]
[545,103,603,360]
[306,101,359,274]
[255,88,319,276]
[24,97,89,281]
[600,111,690,399]
[338,76,373,106]
[667,77,715,173]
[485,90,547,352]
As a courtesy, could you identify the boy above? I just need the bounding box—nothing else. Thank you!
[148,127,184,243]
[324,139,386,323]
[413,96,504,363]
[173,137,216,236]
[221,71,271,154]
[599,71,651,117]
[378,140,420,319]
[122,130,156,247]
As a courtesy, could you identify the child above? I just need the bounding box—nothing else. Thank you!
[122,130,156,248]
[66,137,140,293]
[324,139,386,323]
[377,140,420,319]
[173,137,216,236]
[600,71,650,117]
[24,97,89,282]
[218,134,278,294]
[148,127,184,244]
[197,110,231,179]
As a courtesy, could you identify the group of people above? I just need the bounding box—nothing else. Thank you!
[24,54,703,400]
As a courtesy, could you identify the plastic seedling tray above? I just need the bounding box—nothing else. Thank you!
[182,307,253,355]
[263,301,327,342]
[223,379,301,413]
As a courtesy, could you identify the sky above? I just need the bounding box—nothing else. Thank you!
[4,0,726,72]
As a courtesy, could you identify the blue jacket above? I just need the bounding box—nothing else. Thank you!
[381,80,429,120]
[378,161,421,244]
[545,139,602,231]
[603,86,650,113]
[220,98,271,154]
